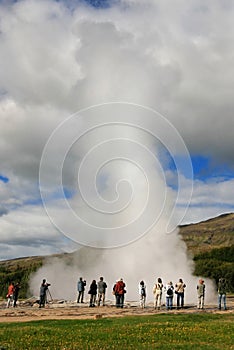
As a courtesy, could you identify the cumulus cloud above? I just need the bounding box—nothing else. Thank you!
[0,0,233,263]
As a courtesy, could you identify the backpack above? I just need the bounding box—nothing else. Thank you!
[115,281,125,294]
[167,287,173,296]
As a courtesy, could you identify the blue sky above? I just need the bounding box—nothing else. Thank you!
[0,175,9,183]
[0,0,234,260]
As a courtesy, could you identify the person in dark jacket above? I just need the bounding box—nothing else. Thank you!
[139,280,146,309]
[218,278,227,310]
[88,280,97,307]
[13,282,21,307]
[77,277,86,303]
[39,279,51,308]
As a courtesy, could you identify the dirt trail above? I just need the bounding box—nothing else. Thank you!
[0,297,233,323]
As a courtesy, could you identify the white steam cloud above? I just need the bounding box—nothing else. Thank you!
[31,103,215,304]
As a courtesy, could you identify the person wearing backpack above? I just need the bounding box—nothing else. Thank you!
[175,278,186,309]
[113,278,126,308]
[153,278,163,310]
[165,281,174,310]
[139,280,146,309]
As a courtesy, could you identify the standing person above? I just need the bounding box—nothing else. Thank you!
[112,280,118,306]
[218,278,227,310]
[88,280,97,307]
[6,282,14,308]
[165,281,174,310]
[13,282,21,308]
[114,278,126,308]
[197,279,205,309]
[39,279,51,308]
[175,278,186,309]
[97,277,107,306]
[77,277,86,303]
[153,278,163,310]
[139,280,146,309]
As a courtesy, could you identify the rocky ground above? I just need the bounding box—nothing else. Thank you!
[0,296,233,323]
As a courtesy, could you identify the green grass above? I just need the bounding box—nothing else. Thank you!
[0,314,233,349]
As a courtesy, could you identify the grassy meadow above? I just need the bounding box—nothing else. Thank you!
[0,313,233,350]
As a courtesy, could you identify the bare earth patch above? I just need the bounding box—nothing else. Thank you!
[0,296,233,323]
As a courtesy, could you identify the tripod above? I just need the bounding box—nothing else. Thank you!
[46,288,53,303]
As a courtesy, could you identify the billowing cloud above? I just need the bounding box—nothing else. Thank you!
[0,0,233,261]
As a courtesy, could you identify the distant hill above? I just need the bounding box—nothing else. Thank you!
[179,212,234,256]
[0,213,234,297]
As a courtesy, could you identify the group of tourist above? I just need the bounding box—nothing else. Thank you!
[5,276,228,311]
[141,277,187,310]
[76,276,188,310]
[77,277,108,307]
[75,276,228,311]
[6,282,20,308]
[140,277,227,310]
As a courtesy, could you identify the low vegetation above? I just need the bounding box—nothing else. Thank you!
[193,245,234,292]
[0,314,233,349]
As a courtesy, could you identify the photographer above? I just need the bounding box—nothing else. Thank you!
[39,279,51,308]
[77,277,86,303]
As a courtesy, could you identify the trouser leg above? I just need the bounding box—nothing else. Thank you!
[201,295,204,308]
[181,293,184,308]
[116,294,120,307]
[166,297,169,310]
[7,298,11,308]
[223,294,227,310]
[158,294,162,308]
[169,297,173,309]
[197,296,201,308]
[120,294,124,308]
[97,293,101,306]
[177,294,180,308]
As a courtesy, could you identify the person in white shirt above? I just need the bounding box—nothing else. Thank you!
[153,278,163,310]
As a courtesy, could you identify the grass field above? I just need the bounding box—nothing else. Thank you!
[0,313,233,349]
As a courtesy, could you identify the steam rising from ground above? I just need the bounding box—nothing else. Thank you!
[30,227,216,304]
[32,140,216,304]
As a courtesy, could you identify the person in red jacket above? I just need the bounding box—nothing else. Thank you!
[6,282,14,308]
[114,278,126,308]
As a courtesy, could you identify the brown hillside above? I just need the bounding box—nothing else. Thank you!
[179,212,234,256]
[0,213,233,268]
